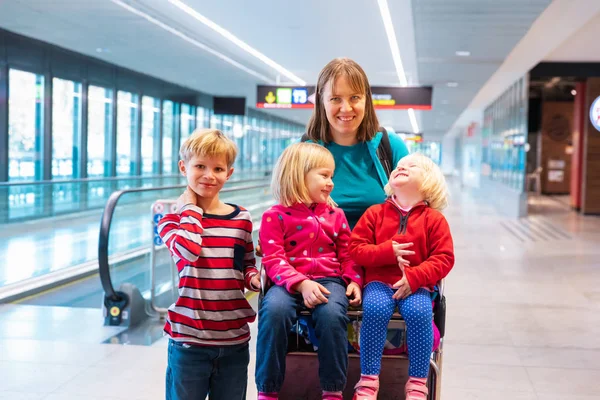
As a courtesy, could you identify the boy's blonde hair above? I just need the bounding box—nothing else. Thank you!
[179,129,237,167]
[272,142,336,208]
[384,153,449,210]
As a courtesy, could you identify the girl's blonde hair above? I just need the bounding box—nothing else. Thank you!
[306,58,380,144]
[384,153,449,210]
[179,129,237,167]
[272,143,336,207]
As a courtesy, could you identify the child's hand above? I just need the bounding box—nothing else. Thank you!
[177,187,197,211]
[250,274,261,291]
[296,280,330,308]
[392,241,414,268]
[346,281,362,307]
[255,240,263,257]
[392,275,412,300]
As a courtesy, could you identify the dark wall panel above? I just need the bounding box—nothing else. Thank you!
[50,49,87,81]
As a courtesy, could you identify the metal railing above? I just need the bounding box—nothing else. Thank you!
[0,169,272,223]
[98,178,271,303]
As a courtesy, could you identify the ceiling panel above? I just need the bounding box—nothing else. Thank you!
[0,0,555,140]
[545,12,600,62]
[413,0,553,138]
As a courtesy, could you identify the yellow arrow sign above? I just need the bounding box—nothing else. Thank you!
[265,91,276,104]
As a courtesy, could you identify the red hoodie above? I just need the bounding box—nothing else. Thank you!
[349,199,454,291]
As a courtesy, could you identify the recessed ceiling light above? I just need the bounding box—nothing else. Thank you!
[447,82,459,87]
[455,51,470,57]
[571,89,577,96]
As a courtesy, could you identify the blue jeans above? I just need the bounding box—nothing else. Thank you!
[166,340,249,400]
[255,277,350,393]
[360,282,433,378]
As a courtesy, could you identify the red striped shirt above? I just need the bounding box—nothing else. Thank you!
[158,203,258,346]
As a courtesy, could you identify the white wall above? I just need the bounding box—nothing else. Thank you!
[441,135,457,176]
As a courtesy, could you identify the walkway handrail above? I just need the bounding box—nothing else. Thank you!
[0,169,272,187]
[98,178,271,302]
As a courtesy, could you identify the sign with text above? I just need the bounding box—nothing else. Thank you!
[256,86,316,109]
[371,86,432,110]
[256,85,433,110]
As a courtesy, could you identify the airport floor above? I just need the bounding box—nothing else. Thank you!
[1,187,599,399]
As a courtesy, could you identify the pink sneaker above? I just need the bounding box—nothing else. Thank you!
[322,391,343,400]
[405,377,428,400]
[257,392,278,400]
[352,375,379,400]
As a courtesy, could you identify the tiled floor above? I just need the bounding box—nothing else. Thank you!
[1,187,600,399]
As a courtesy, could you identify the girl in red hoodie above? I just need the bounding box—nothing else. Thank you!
[255,142,363,400]
[349,153,454,400]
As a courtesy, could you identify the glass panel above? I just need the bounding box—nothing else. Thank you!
[196,106,207,129]
[116,91,139,176]
[163,100,175,174]
[181,104,195,138]
[221,114,233,135]
[210,113,222,130]
[8,69,44,182]
[482,76,528,191]
[52,78,82,179]
[141,96,160,175]
[87,85,113,177]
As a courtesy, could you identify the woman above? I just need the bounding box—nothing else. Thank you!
[305,57,409,228]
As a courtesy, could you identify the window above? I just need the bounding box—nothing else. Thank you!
[163,100,174,174]
[141,96,160,175]
[116,91,138,176]
[87,85,113,177]
[181,103,195,139]
[8,69,44,181]
[196,106,207,129]
[52,78,82,179]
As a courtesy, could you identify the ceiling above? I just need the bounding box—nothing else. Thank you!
[448,0,600,137]
[0,0,554,141]
[545,12,600,62]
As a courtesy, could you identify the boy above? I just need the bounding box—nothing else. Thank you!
[158,129,260,400]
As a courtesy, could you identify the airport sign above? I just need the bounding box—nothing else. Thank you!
[256,85,433,110]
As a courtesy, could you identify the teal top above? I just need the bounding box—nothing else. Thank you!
[303,131,409,229]
[328,141,387,228]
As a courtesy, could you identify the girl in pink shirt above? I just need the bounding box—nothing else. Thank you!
[255,142,363,400]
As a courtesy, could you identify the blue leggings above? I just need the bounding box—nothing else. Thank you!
[360,282,433,378]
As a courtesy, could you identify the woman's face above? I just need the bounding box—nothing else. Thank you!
[322,74,366,139]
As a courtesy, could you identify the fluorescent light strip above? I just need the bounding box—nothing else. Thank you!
[377,0,408,87]
[377,0,420,133]
[110,0,274,83]
[168,0,306,86]
[408,108,419,134]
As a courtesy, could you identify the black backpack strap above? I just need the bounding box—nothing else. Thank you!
[376,127,393,178]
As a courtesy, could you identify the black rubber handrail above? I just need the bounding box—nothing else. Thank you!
[99,177,271,301]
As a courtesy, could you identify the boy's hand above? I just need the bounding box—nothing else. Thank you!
[295,280,330,308]
[346,281,362,307]
[249,274,261,291]
[392,275,412,300]
[177,187,197,211]
[392,241,414,268]
[255,239,263,257]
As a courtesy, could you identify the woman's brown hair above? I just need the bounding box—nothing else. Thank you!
[306,58,380,143]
